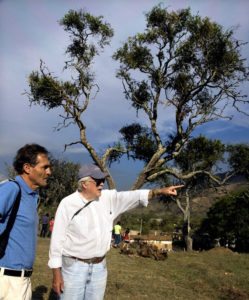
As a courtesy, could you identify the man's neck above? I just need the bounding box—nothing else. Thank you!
[20,174,37,191]
[79,190,96,201]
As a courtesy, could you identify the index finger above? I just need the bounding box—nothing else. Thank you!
[172,185,184,189]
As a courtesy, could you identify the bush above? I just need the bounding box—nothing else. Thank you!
[199,189,249,252]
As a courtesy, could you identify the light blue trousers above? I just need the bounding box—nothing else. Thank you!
[58,256,107,300]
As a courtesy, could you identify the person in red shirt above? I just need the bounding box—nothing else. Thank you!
[47,217,54,238]
[123,228,130,249]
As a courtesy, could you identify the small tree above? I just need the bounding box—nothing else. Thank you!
[26,9,116,189]
[158,135,228,251]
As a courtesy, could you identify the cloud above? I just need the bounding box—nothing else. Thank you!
[0,0,249,178]
[65,147,88,154]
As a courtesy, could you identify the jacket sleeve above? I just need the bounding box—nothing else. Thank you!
[108,189,149,220]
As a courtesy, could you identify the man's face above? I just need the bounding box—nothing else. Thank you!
[83,177,105,200]
[26,153,51,190]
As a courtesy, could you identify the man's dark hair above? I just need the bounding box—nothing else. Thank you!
[13,144,49,174]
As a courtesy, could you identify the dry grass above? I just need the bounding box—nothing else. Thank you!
[32,238,249,300]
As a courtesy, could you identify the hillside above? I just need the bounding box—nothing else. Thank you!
[123,177,249,225]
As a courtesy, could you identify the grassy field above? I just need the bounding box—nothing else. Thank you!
[32,237,249,300]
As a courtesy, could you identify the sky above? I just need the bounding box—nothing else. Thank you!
[0,0,249,189]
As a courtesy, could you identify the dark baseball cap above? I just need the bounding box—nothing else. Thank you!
[78,164,108,180]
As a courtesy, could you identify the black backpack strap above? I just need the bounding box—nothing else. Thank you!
[4,180,22,233]
[71,201,92,221]
[0,180,21,258]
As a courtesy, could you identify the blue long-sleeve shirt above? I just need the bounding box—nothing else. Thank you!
[0,176,39,270]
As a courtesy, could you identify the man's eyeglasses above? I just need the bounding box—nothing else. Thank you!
[90,178,105,186]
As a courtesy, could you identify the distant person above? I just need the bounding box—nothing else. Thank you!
[40,213,49,238]
[123,228,130,249]
[110,229,115,248]
[48,163,183,300]
[0,144,51,300]
[114,221,122,247]
[47,217,54,238]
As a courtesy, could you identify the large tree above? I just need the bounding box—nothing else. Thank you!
[113,5,248,189]
[25,6,249,190]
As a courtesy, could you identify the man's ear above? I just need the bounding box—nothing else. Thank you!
[80,181,87,189]
[23,163,31,174]
[82,180,90,190]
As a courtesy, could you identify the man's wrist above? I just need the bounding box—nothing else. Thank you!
[151,189,160,198]
[149,189,162,200]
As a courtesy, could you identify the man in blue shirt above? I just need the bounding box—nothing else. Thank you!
[0,144,51,300]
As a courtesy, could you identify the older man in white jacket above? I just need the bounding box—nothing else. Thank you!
[48,164,183,300]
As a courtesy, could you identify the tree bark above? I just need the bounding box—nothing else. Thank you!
[182,189,193,251]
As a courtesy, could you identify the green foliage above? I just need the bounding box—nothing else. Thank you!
[176,135,225,172]
[60,9,114,59]
[175,135,225,190]
[119,123,157,163]
[200,189,249,252]
[27,9,113,113]
[132,80,152,111]
[29,71,68,109]
[115,38,153,70]
[227,143,249,179]
[120,214,140,230]
[113,4,248,122]
[121,212,179,234]
[174,16,244,83]
[106,142,125,166]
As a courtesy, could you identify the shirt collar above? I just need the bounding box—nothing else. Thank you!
[77,191,99,204]
[15,175,38,196]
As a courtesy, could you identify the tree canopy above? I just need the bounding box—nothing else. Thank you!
[112,5,248,188]
[25,5,249,190]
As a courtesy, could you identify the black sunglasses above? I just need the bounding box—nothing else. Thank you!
[92,178,105,186]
